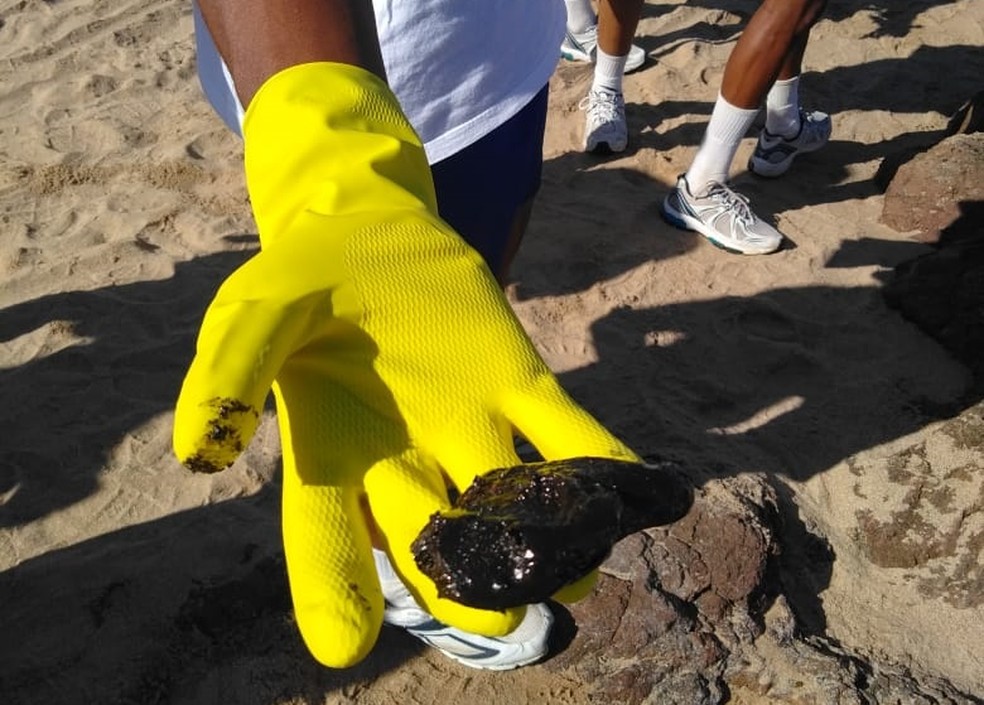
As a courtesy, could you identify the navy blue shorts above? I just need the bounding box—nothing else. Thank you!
[430,86,549,274]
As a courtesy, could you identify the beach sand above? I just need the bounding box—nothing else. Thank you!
[1,1,982,702]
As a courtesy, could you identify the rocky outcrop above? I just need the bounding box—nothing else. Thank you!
[881,91,984,393]
[879,134,984,244]
[545,472,981,704]
[876,89,984,242]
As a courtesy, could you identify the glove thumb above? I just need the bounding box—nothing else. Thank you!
[174,255,314,472]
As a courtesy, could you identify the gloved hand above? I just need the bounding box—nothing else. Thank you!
[173,62,639,668]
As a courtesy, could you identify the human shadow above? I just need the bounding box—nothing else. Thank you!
[556,284,976,481]
[509,156,697,300]
[1,237,977,700]
[0,242,431,704]
[0,484,431,705]
[511,148,876,301]
[0,243,256,529]
[636,2,744,62]
[547,275,978,633]
[821,0,963,38]
[644,0,962,40]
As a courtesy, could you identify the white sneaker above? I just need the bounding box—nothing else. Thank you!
[561,24,646,73]
[374,549,553,670]
[580,87,628,153]
[661,175,784,255]
[748,108,832,177]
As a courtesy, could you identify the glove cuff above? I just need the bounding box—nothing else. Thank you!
[242,62,439,246]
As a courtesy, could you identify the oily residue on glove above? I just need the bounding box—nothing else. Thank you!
[182,397,258,474]
[411,457,693,610]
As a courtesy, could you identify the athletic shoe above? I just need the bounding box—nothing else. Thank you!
[375,549,553,670]
[747,109,832,177]
[561,25,646,73]
[580,88,628,153]
[661,175,783,255]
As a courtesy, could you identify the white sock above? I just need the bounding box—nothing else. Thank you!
[592,47,626,94]
[685,94,759,196]
[765,76,802,138]
[565,0,597,35]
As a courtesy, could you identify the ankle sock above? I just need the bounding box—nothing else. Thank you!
[592,47,626,94]
[685,94,758,195]
[765,76,802,138]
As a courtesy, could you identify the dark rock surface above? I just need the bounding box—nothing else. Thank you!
[880,93,984,394]
[546,474,982,704]
[879,134,984,244]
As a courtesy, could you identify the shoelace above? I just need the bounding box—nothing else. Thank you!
[706,183,754,226]
[579,89,622,122]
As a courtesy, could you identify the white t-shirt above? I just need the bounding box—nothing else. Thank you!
[193,1,565,163]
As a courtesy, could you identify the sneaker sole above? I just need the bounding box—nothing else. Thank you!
[400,624,547,671]
[748,146,809,178]
[660,195,781,255]
[748,133,830,178]
[433,646,545,671]
[747,153,796,178]
[585,139,627,154]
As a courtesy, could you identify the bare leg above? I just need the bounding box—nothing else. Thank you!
[721,0,827,108]
[597,0,645,56]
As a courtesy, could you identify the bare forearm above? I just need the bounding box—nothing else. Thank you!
[196,0,386,108]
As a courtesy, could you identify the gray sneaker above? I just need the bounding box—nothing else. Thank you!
[374,549,553,670]
[661,175,784,255]
[748,109,831,177]
[580,88,628,153]
[561,25,646,73]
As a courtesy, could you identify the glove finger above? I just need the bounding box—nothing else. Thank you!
[364,452,525,636]
[502,374,640,463]
[281,429,383,667]
[428,413,521,492]
[551,570,598,604]
[173,256,312,473]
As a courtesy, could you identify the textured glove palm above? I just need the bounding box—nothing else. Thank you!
[173,63,638,668]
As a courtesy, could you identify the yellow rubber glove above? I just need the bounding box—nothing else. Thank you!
[173,62,639,668]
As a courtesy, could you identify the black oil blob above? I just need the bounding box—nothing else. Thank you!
[411,457,693,610]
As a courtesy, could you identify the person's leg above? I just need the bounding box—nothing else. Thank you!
[749,0,831,176]
[768,7,820,124]
[685,0,826,191]
[718,0,825,109]
[580,0,645,153]
[429,86,550,282]
[562,0,646,74]
[662,0,827,255]
[597,0,644,58]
